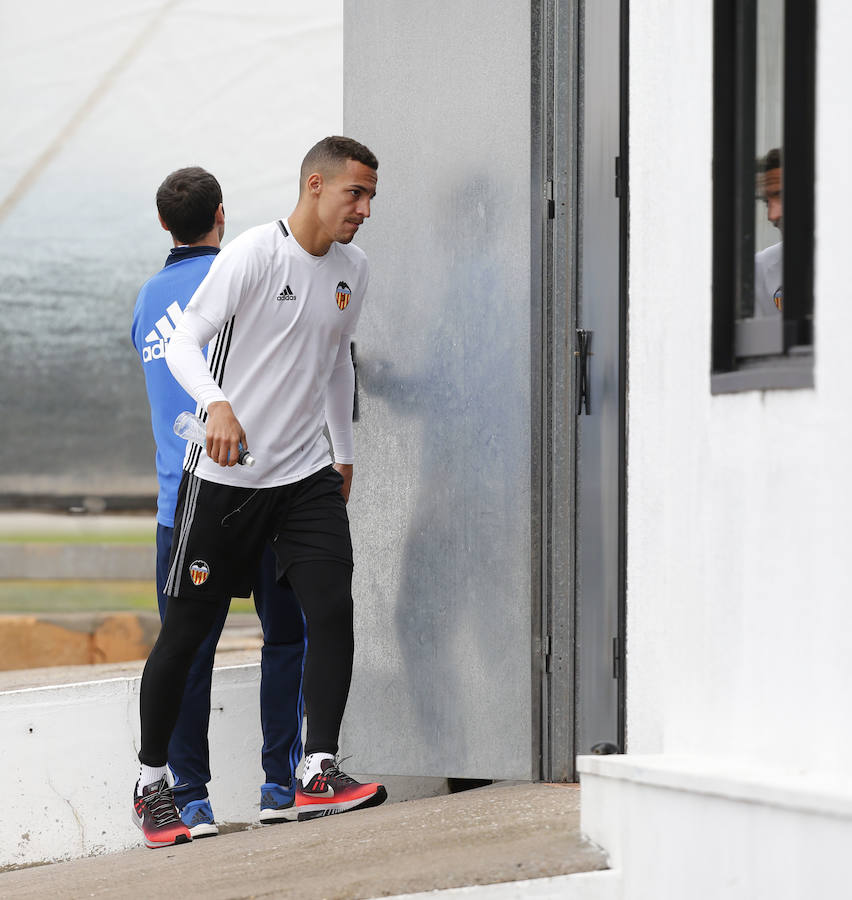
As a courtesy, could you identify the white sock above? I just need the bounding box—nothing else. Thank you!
[138,764,169,792]
[302,752,334,784]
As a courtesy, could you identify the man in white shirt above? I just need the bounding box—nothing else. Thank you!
[754,148,783,316]
[132,136,385,849]
[131,167,307,845]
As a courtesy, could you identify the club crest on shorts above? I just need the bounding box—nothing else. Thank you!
[335,281,351,311]
[189,560,210,586]
[773,287,783,311]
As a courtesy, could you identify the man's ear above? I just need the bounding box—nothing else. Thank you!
[158,213,171,233]
[307,172,323,195]
[215,203,225,226]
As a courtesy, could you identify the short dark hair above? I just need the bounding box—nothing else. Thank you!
[760,147,783,172]
[299,136,378,193]
[156,167,222,244]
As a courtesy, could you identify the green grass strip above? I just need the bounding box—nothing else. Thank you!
[0,532,154,545]
[0,581,255,614]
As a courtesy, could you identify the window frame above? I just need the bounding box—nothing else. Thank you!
[711,0,816,394]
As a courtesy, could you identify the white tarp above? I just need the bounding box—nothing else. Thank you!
[0,1,342,495]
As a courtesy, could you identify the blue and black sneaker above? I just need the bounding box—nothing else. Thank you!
[180,798,219,838]
[260,782,298,824]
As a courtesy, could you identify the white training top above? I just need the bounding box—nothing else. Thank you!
[754,241,783,317]
[166,218,367,488]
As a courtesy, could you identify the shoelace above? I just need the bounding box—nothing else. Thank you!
[145,782,182,826]
[323,765,356,786]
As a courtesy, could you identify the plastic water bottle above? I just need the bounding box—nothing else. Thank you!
[173,411,255,467]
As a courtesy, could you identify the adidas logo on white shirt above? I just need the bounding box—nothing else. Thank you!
[142,301,183,362]
[276,285,296,302]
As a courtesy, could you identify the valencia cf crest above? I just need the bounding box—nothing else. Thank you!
[335,281,351,311]
[189,560,210,586]
[773,287,783,311]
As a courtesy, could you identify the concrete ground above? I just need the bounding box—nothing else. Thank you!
[0,781,607,899]
[0,650,610,898]
[0,512,609,897]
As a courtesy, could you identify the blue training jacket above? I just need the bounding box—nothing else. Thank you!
[131,246,219,527]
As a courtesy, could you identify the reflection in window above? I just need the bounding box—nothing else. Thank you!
[712,0,814,392]
[755,148,783,317]
[753,0,784,320]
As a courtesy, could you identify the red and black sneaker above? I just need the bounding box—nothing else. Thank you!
[132,775,192,849]
[296,759,387,821]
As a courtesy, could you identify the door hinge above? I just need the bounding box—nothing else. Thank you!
[612,635,621,680]
[614,156,624,199]
[545,179,555,219]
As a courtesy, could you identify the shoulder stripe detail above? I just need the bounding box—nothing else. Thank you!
[186,430,203,474]
[186,316,234,475]
[184,407,205,474]
[208,316,236,388]
[277,220,289,238]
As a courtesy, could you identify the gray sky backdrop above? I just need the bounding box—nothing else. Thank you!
[0,0,342,498]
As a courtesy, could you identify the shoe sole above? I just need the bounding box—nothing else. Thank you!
[144,833,191,849]
[132,810,192,848]
[296,785,388,821]
[260,809,298,824]
[188,823,219,838]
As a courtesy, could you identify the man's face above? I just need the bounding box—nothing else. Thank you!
[316,159,378,244]
[762,167,783,232]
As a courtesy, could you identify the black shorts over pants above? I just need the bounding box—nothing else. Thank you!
[165,465,353,600]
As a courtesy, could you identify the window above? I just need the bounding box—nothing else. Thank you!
[711,0,815,393]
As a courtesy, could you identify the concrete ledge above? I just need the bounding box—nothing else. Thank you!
[0,543,155,579]
[579,753,852,820]
[383,870,621,899]
[0,612,264,673]
[0,663,269,868]
[578,754,852,898]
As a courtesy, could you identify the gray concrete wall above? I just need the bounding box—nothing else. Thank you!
[341,0,536,781]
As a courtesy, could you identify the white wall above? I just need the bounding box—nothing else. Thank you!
[580,754,852,900]
[626,0,852,776]
[578,1,852,896]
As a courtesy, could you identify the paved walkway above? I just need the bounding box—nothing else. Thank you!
[0,782,607,899]
[0,511,156,538]
[0,513,610,897]
[0,511,156,579]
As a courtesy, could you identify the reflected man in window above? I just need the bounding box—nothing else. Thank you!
[755,147,783,315]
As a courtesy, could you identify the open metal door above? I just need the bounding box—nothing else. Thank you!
[572,0,627,764]
[540,0,627,780]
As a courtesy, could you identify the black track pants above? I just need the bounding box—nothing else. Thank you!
[138,596,224,767]
[138,560,353,766]
[287,560,354,757]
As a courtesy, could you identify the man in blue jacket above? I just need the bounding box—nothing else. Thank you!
[131,167,305,841]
